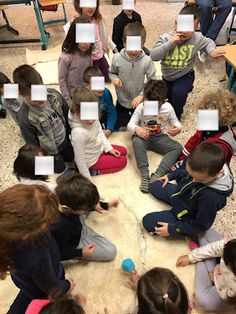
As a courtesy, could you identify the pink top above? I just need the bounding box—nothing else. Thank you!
[91,18,103,60]
[25,299,50,314]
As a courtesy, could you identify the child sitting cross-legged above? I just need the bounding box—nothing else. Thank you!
[51,172,118,262]
[143,142,234,238]
[69,86,127,180]
[127,79,182,193]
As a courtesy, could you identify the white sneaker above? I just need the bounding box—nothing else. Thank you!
[197,51,207,63]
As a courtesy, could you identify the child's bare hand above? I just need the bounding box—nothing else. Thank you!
[109,149,121,158]
[131,95,144,108]
[112,78,122,87]
[95,202,104,214]
[74,292,87,307]
[176,255,191,267]
[82,243,96,257]
[108,199,119,208]
[128,269,139,290]
[67,278,76,293]
[209,48,225,60]
[135,126,149,139]
[157,175,169,187]
[170,32,182,44]
[168,126,181,136]
[103,129,112,137]
[155,222,169,237]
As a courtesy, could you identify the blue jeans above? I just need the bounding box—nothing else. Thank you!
[196,0,232,41]
[164,71,195,119]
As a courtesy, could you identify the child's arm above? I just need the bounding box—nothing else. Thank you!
[178,130,203,160]
[112,18,123,52]
[104,89,117,133]
[100,124,113,153]
[197,34,225,59]
[58,55,72,105]
[146,58,157,81]
[150,33,177,61]
[167,105,181,136]
[109,55,122,87]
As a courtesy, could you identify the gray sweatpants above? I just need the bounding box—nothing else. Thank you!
[195,229,235,312]
[77,216,117,261]
[132,134,182,177]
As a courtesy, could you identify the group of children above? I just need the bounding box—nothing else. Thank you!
[1,0,236,313]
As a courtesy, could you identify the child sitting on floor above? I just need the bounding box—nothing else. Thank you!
[143,142,234,238]
[172,88,236,171]
[127,79,182,193]
[51,172,118,262]
[68,86,127,180]
[109,22,156,130]
[58,17,93,107]
[177,229,236,312]
[150,4,225,119]
[128,267,190,314]
[83,66,117,137]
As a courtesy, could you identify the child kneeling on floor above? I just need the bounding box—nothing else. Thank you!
[143,142,234,238]
[127,79,182,193]
[177,229,236,312]
[69,86,127,180]
[51,172,117,262]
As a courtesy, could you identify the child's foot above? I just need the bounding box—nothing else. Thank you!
[149,172,161,184]
[108,199,119,208]
[139,176,150,193]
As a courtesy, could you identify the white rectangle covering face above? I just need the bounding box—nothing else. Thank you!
[31,85,47,101]
[3,84,19,99]
[176,14,194,32]
[123,0,135,10]
[35,156,54,175]
[197,110,219,131]
[144,101,159,116]
[126,36,141,51]
[91,76,105,90]
[76,24,96,43]
[80,102,99,120]
[80,0,97,7]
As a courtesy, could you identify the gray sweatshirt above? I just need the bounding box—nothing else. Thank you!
[150,31,216,81]
[109,49,156,109]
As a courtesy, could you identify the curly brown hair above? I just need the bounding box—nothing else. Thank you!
[196,88,236,126]
[0,184,59,280]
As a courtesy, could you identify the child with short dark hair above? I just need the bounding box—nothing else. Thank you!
[69,87,127,179]
[0,184,74,314]
[38,295,85,314]
[51,172,117,261]
[172,88,236,170]
[112,0,142,52]
[83,66,117,137]
[13,64,74,174]
[128,267,190,314]
[109,22,156,130]
[127,79,182,193]
[143,142,234,237]
[177,229,236,312]
[58,17,93,107]
[150,4,225,119]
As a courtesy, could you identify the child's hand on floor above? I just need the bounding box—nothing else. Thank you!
[95,202,105,214]
[103,129,112,137]
[157,175,169,187]
[75,292,87,307]
[109,149,121,158]
[131,95,144,108]
[82,243,96,257]
[168,126,181,136]
[135,126,149,139]
[209,48,225,60]
[112,78,122,87]
[108,199,119,208]
[176,255,191,267]
[128,269,139,290]
[155,222,169,236]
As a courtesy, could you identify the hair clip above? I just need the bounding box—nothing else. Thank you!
[163,293,168,299]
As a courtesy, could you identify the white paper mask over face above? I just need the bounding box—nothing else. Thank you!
[177,14,194,32]
[123,0,135,10]
[31,85,47,101]
[80,0,97,7]
[91,76,105,91]
[197,110,219,131]
[126,36,141,51]
[80,101,99,120]
[76,23,96,43]
[35,156,54,175]
[144,101,159,116]
[3,83,19,99]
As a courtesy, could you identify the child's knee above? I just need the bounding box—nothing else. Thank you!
[195,292,219,312]
[142,214,156,232]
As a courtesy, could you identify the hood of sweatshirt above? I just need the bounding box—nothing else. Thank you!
[207,163,234,195]
[119,48,146,64]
